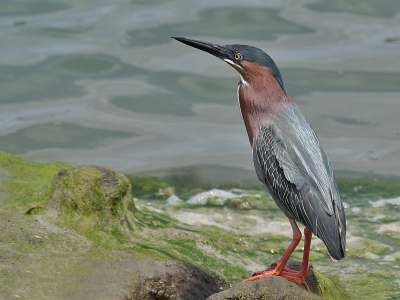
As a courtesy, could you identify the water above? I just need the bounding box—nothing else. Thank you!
[1,0,400,297]
[0,0,399,178]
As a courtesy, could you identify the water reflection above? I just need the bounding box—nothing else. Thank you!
[51,55,123,76]
[0,123,136,153]
[329,116,373,127]
[126,7,312,47]
[0,54,135,104]
[283,69,400,97]
[111,94,193,116]
[306,0,400,18]
[0,1,70,16]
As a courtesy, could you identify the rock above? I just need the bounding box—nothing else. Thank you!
[124,262,219,300]
[167,194,184,206]
[227,198,254,210]
[207,276,321,300]
[263,261,319,294]
[187,189,238,205]
[48,165,132,213]
[207,261,353,300]
[0,210,219,300]
[43,165,220,299]
[207,261,320,300]
[207,276,320,300]
[47,165,134,232]
[0,154,351,299]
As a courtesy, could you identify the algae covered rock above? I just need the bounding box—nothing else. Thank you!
[207,261,352,300]
[207,276,320,300]
[207,261,320,300]
[47,165,134,233]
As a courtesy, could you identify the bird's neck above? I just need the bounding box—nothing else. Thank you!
[238,68,292,147]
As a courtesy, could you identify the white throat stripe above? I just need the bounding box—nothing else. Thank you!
[223,58,245,70]
[223,58,235,65]
[240,74,248,87]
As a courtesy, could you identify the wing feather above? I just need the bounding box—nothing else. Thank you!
[253,104,346,259]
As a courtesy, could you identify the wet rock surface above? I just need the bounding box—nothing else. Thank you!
[207,261,320,300]
[124,262,219,300]
[0,209,219,300]
[207,276,320,300]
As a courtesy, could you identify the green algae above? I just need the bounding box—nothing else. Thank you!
[313,269,352,300]
[47,166,132,225]
[346,277,397,300]
[337,176,400,203]
[128,175,171,199]
[0,152,73,211]
[3,152,399,298]
[347,237,392,258]
[0,154,248,289]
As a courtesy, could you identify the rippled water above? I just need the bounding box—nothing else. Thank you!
[1,0,400,297]
[0,0,399,179]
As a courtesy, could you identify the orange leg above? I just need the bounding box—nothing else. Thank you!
[243,219,313,292]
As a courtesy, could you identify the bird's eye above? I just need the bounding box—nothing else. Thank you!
[234,53,242,61]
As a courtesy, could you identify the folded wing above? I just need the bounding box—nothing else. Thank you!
[253,104,346,260]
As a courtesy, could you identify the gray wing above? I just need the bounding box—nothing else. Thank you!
[253,104,346,260]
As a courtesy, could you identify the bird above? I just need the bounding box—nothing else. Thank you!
[172,37,346,291]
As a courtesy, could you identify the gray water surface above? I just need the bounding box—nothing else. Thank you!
[0,0,400,180]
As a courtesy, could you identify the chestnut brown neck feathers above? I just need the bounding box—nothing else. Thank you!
[237,61,292,147]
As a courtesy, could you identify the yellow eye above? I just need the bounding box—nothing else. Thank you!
[234,53,241,61]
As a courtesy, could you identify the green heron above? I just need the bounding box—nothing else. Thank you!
[173,37,346,291]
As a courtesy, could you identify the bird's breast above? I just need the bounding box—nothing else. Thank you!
[237,82,287,147]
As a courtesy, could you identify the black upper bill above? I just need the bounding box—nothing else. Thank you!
[172,37,227,59]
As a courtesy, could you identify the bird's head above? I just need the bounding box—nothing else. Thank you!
[172,37,285,93]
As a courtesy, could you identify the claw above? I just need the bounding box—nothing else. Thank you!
[243,264,311,292]
[243,222,314,292]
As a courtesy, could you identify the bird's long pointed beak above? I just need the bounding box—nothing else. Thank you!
[172,37,227,59]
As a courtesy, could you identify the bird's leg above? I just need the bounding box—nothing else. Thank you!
[243,218,301,281]
[276,227,312,292]
[243,220,313,292]
[298,227,312,278]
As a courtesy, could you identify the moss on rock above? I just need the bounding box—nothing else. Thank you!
[47,166,132,222]
[314,269,352,300]
[207,263,352,300]
[45,165,140,248]
[0,153,355,299]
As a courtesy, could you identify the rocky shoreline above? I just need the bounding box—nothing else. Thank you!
[0,152,351,299]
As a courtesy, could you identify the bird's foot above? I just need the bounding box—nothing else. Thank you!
[243,263,311,292]
[278,269,311,292]
[278,262,312,277]
[243,269,277,282]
